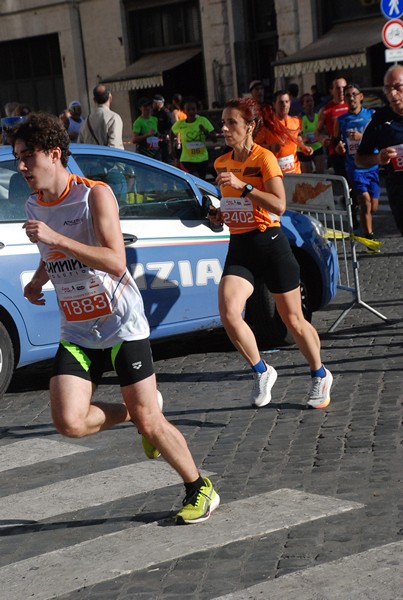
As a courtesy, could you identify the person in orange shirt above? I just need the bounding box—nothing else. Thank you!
[170,93,187,167]
[210,97,333,410]
[256,90,313,174]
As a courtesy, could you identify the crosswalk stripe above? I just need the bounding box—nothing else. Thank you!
[0,439,92,473]
[0,462,185,524]
[0,489,363,600]
[213,540,403,600]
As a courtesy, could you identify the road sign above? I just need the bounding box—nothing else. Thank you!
[385,47,403,62]
[382,19,403,48]
[381,0,403,20]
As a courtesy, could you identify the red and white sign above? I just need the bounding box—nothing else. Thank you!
[382,19,403,48]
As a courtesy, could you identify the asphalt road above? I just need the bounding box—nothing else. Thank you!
[0,191,402,599]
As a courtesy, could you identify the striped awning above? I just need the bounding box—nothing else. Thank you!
[273,17,384,78]
[101,48,201,92]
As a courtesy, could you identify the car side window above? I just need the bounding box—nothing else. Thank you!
[72,154,202,220]
[0,160,30,222]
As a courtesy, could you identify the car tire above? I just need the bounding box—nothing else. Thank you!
[244,274,314,350]
[0,321,14,399]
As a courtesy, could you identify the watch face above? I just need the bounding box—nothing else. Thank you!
[241,184,253,197]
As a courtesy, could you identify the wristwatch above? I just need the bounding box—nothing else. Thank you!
[240,183,254,197]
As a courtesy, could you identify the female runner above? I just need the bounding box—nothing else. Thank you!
[210,97,332,408]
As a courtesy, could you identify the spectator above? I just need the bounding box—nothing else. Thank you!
[61,100,85,142]
[1,103,31,144]
[356,64,403,236]
[297,93,325,174]
[258,90,313,174]
[334,84,380,242]
[3,102,19,117]
[131,97,160,160]
[249,80,265,104]
[152,94,173,164]
[314,76,348,177]
[13,103,33,117]
[78,84,124,149]
[288,83,302,116]
[171,97,216,180]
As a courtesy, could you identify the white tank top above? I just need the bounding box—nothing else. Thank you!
[26,174,150,348]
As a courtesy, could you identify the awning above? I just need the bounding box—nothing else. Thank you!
[274,17,384,78]
[101,48,201,92]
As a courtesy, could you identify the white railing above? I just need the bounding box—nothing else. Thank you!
[284,173,387,332]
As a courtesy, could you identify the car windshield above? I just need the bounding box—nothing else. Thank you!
[72,154,201,220]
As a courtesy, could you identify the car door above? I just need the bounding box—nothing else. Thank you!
[0,150,60,351]
[70,146,229,338]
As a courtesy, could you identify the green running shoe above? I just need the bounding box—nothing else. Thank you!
[141,390,163,459]
[176,477,220,524]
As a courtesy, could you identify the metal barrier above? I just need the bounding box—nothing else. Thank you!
[284,173,387,332]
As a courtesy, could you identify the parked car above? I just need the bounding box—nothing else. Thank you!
[0,143,338,399]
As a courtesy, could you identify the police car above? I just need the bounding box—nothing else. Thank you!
[0,144,338,399]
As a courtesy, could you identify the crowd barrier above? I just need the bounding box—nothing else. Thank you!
[284,173,387,332]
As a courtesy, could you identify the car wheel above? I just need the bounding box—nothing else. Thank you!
[0,322,14,399]
[244,274,313,349]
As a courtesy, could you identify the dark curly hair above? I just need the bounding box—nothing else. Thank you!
[10,112,71,167]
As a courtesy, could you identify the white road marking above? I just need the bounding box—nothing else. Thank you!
[213,540,403,600]
[0,462,185,523]
[0,489,363,600]
[0,439,92,472]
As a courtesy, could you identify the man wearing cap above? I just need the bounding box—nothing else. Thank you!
[152,94,173,163]
[78,84,124,149]
[249,80,265,104]
[61,101,84,142]
[132,97,160,160]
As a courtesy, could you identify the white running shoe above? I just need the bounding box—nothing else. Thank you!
[307,368,333,409]
[250,365,278,407]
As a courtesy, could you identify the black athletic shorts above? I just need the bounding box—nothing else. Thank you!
[52,338,155,387]
[222,228,300,293]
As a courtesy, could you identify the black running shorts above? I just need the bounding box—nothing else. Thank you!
[52,338,155,387]
[222,228,300,293]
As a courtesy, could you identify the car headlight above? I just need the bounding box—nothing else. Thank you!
[305,215,326,238]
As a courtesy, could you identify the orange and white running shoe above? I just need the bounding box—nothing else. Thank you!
[307,368,333,409]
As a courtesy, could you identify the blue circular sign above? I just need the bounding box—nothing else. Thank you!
[381,0,403,20]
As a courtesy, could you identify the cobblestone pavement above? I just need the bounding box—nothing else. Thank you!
[0,198,402,599]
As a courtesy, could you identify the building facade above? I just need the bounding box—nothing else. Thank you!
[0,0,389,140]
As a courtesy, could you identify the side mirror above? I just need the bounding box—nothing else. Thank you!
[201,195,223,232]
[201,195,213,218]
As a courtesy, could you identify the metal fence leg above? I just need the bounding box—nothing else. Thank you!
[328,202,387,332]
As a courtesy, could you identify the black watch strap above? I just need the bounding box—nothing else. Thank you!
[240,184,253,197]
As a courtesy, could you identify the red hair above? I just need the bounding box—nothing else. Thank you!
[224,97,263,137]
[224,97,297,144]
